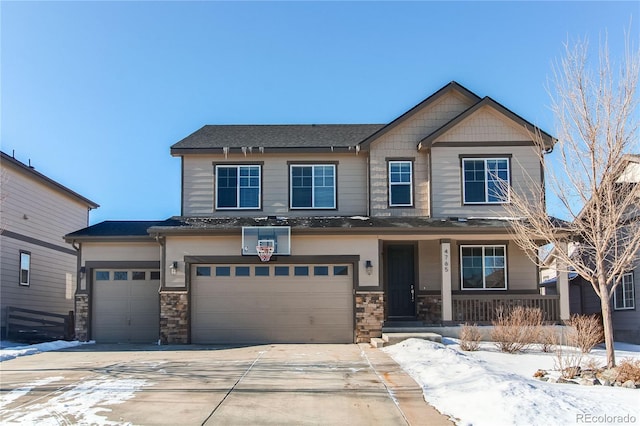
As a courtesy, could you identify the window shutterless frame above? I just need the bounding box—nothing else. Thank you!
[388,160,413,207]
[214,165,261,210]
[614,272,635,310]
[19,250,31,286]
[460,245,508,290]
[461,158,510,204]
[289,164,336,209]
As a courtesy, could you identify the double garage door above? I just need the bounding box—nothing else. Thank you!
[92,269,160,343]
[192,263,354,344]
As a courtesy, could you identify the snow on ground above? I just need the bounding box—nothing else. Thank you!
[0,340,93,362]
[0,340,148,425]
[384,339,640,426]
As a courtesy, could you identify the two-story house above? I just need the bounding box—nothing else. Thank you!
[1,151,98,337]
[65,81,564,344]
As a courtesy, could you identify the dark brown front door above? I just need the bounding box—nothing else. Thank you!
[387,244,416,318]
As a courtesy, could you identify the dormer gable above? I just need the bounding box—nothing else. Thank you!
[358,81,481,149]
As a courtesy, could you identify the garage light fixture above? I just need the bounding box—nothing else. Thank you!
[79,266,86,279]
[365,260,373,275]
[170,261,178,275]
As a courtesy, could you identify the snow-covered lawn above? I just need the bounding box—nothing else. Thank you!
[0,340,92,362]
[384,338,640,426]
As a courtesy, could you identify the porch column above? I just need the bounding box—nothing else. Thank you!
[441,239,453,322]
[557,241,571,321]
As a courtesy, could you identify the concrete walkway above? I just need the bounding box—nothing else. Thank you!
[0,343,452,425]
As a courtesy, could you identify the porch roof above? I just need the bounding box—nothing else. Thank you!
[146,216,518,236]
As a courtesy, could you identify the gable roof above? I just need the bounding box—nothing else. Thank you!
[170,124,384,155]
[358,81,481,148]
[1,151,99,209]
[417,97,557,150]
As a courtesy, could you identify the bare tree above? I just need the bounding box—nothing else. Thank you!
[505,34,639,368]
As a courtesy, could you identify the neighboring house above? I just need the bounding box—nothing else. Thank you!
[0,151,98,337]
[65,81,563,345]
[538,155,640,343]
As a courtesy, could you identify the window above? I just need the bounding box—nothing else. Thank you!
[294,266,309,276]
[290,165,336,209]
[216,266,231,277]
[114,271,128,280]
[196,266,211,277]
[150,271,161,280]
[333,266,349,276]
[216,165,261,210]
[614,273,635,310]
[275,266,290,276]
[389,161,413,206]
[96,271,110,281]
[132,271,146,280]
[314,266,329,276]
[461,245,507,290]
[19,251,30,286]
[462,158,510,204]
[235,266,250,277]
[255,266,270,276]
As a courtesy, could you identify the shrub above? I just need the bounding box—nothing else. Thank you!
[567,314,604,353]
[554,345,583,379]
[491,306,543,353]
[539,327,559,353]
[459,323,482,351]
[616,358,640,383]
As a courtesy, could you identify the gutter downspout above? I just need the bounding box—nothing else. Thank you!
[154,234,166,293]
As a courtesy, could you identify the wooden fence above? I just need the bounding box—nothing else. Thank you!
[5,307,75,342]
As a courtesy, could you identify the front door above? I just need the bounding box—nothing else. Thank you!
[387,244,416,318]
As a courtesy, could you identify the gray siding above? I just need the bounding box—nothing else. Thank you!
[182,153,368,217]
[612,266,640,344]
[1,164,91,328]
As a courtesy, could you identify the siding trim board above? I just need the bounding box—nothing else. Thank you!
[2,230,77,256]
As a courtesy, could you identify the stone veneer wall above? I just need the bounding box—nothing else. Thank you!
[160,292,189,344]
[74,294,89,341]
[417,294,443,324]
[355,292,384,343]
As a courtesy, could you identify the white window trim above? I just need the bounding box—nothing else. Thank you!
[19,251,30,286]
[289,164,336,209]
[614,272,635,310]
[388,160,413,207]
[460,244,508,290]
[215,165,261,210]
[462,158,511,205]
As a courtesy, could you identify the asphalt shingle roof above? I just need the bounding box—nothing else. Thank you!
[170,124,385,151]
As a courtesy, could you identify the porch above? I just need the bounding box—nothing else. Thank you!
[417,293,561,324]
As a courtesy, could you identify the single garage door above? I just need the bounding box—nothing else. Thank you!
[92,269,160,343]
[192,263,354,344]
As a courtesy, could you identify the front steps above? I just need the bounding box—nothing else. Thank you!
[371,322,443,347]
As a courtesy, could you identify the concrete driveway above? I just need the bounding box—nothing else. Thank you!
[0,343,451,425]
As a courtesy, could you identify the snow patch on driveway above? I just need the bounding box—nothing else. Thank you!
[0,376,149,425]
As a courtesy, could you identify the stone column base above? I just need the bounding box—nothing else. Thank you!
[74,294,89,341]
[160,292,189,344]
[355,292,384,343]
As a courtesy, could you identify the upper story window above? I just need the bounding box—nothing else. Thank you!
[460,245,507,290]
[462,158,510,204]
[215,165,261,210]
[290,164,336,209]
[388,161,413,207]
[19,251,31,286]
[614,273,635,310]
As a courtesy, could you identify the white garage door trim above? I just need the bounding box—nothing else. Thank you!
[191,262,354,344]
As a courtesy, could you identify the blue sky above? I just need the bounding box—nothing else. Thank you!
[1,1,637,225]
